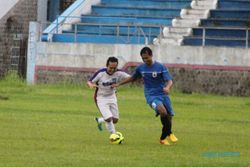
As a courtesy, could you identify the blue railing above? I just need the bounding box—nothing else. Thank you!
[41,15,163,44]
[42,0,88,41]
[183,26,250,48]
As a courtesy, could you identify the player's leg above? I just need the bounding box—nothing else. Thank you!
[97,101,116,134]
[94,98,104,131]
[163,96,178,143]
[109,102,119,124]
[105,117,116,134]
[109,103,124,141]
[151,99,171,145]
[95,117,104,131]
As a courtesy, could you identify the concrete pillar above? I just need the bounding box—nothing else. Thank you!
[26,22,40,84]
[37,0,48,30]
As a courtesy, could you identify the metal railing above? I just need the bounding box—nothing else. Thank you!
[198,26,250,48]
[42,15,164,44]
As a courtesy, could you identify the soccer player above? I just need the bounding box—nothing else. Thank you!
[113,47,178,145]
[87,57,130,137]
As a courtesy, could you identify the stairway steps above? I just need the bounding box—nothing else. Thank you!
[91,5,181,18]
[81,15,172,26]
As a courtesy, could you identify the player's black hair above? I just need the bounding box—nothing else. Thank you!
[140,46,152,56]
[106,57,118,67]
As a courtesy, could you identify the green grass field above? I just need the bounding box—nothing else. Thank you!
[0,74,250,167]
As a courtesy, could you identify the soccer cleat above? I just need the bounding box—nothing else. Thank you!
[167,133,178,143]
[155,112,160,117]
[95,117,103,131]
[160,139,170,145]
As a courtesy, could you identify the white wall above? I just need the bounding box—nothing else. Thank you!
[35,43,144,69]
[0,0,19,19]
[35,42,250,68]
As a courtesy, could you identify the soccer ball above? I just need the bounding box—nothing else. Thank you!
[109,132,124,144]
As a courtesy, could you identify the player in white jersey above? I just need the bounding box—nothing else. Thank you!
[87,57,130,135]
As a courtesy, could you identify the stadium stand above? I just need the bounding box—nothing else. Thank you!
[42,0,192,44]
[182,0,250,48]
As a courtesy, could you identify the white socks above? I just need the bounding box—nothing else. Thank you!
[97,117,116,134]
[97,117,105,123]
[105,121,116,134]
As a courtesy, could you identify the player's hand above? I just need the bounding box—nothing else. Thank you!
[90,84,98,89]
[111,83,119,88]
[87,81,98,89]
[163,87,170,94]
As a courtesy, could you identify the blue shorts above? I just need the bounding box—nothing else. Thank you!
[147,95,174,116]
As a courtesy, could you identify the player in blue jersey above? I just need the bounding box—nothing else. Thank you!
[113,47,178,145]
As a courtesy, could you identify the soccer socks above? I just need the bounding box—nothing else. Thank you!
[97,117,105,123]
[105,121,116,134]
[160,115,172,140]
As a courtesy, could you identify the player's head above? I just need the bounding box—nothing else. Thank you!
[106,57,118,75]
[140,47,153,66]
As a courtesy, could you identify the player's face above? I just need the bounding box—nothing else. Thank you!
[107,62,118,75]
[141,53,153,66]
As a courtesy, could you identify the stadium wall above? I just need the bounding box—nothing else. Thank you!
[0,0,38,78]
[30,42,250,96]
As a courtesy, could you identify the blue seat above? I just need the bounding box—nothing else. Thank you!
[182,0,250,48]
[182,37,248,47]
[218,0,250,9]
[52,33,151,44]
[192,28,247,38]
[200,18,250,28]
[43,0,192,44]
[92,5,181,18]
[68,25,161,36]
[210,10,250,19]
[81,15,172,26]
[101,0,191,9]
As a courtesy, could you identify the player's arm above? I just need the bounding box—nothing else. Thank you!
[162,64,173,94]
[112,76,134,88]
[87,69,103,89]
[163,80,173,94]
[86,80,98,89]
[113,66,140,88]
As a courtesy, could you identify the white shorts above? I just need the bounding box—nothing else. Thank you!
[96,99,119,120]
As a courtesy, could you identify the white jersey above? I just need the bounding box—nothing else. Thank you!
[89,68,130,101]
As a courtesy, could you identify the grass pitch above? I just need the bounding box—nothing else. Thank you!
[0,75,249,167]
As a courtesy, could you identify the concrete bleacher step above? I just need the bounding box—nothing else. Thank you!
[159,0,217,46]
[181,0,250,48]
[181,9,209,19]
[91,5,181,18]
[163,27,192,36]
[160,27,192,45]
[80,15,172,26]
[191,0,217,10]
[159,37,183,45]
[172,18,201,27]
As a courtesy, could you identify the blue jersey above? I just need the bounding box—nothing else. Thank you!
[132,61,172,104]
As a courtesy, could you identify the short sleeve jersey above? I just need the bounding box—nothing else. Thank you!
[89,68,130,100]
[132,61,172,102]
